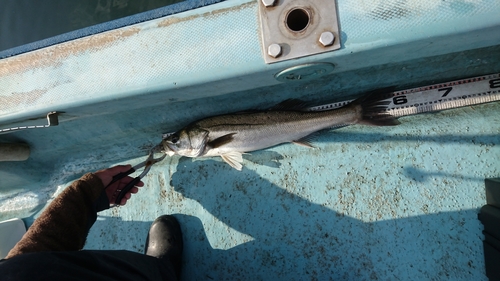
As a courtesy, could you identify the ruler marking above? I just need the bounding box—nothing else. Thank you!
[308,73,500,117]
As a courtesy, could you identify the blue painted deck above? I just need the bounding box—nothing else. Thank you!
[82,102,499,280]
[1,0,499,280]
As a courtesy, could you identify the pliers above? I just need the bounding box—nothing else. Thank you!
[105,151,166,205]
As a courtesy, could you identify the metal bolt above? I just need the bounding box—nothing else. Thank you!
[319,32,335,47]
[261,0,276,7]
[268,44,282,58]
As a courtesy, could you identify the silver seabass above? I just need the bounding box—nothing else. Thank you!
[159,93,399,170]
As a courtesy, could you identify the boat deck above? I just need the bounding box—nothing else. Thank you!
[1,0,499,280]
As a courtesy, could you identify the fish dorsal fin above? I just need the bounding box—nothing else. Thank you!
[269,99,309,111]
[221,152,244,171]
[208,133,237,148]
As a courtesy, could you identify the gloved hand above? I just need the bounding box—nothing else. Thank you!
[94,165,144,207]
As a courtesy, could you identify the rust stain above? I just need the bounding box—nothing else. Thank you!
[157,16,186,27]
[0,88,48,108]
[157,1,255,28]
[0,1,254,76]
[0,27,141,76]
[0,81,68,109]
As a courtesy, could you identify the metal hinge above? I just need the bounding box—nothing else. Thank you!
[0,112,59,134]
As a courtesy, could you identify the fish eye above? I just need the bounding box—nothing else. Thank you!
[169,134,179,144]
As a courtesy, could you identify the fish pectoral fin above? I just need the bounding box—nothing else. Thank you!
[221,152,244,171]
[208,133,237,149]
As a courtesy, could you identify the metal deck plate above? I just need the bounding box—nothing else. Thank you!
[258,0,341,63]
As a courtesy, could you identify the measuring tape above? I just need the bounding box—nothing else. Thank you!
[310,73,500,117]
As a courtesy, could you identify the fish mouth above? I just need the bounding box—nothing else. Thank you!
[165,150,175,156]
[151,141,175,156]
[162,142,177,156]
[150,143,163,153]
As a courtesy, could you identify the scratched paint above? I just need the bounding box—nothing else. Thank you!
[156,1,255,28]
[0,27,141,76]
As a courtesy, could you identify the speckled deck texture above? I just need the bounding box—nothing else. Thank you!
[87,102,499,281]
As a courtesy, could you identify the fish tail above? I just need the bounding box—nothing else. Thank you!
[353,88,401,126]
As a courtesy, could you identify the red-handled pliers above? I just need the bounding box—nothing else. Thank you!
[105,151,166,205]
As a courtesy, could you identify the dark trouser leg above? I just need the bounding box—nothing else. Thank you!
[0,250,178,281]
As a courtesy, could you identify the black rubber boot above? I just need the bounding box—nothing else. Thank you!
[145,215,183,279]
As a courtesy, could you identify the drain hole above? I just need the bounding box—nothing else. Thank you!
[286,8,310,32]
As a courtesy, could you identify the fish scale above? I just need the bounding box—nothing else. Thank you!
[160,73,499,170]
[160,92,398,170]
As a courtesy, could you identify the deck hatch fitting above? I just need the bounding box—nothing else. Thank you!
[258,0,341,64]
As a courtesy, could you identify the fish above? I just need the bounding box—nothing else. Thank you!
[158,91,400,170]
